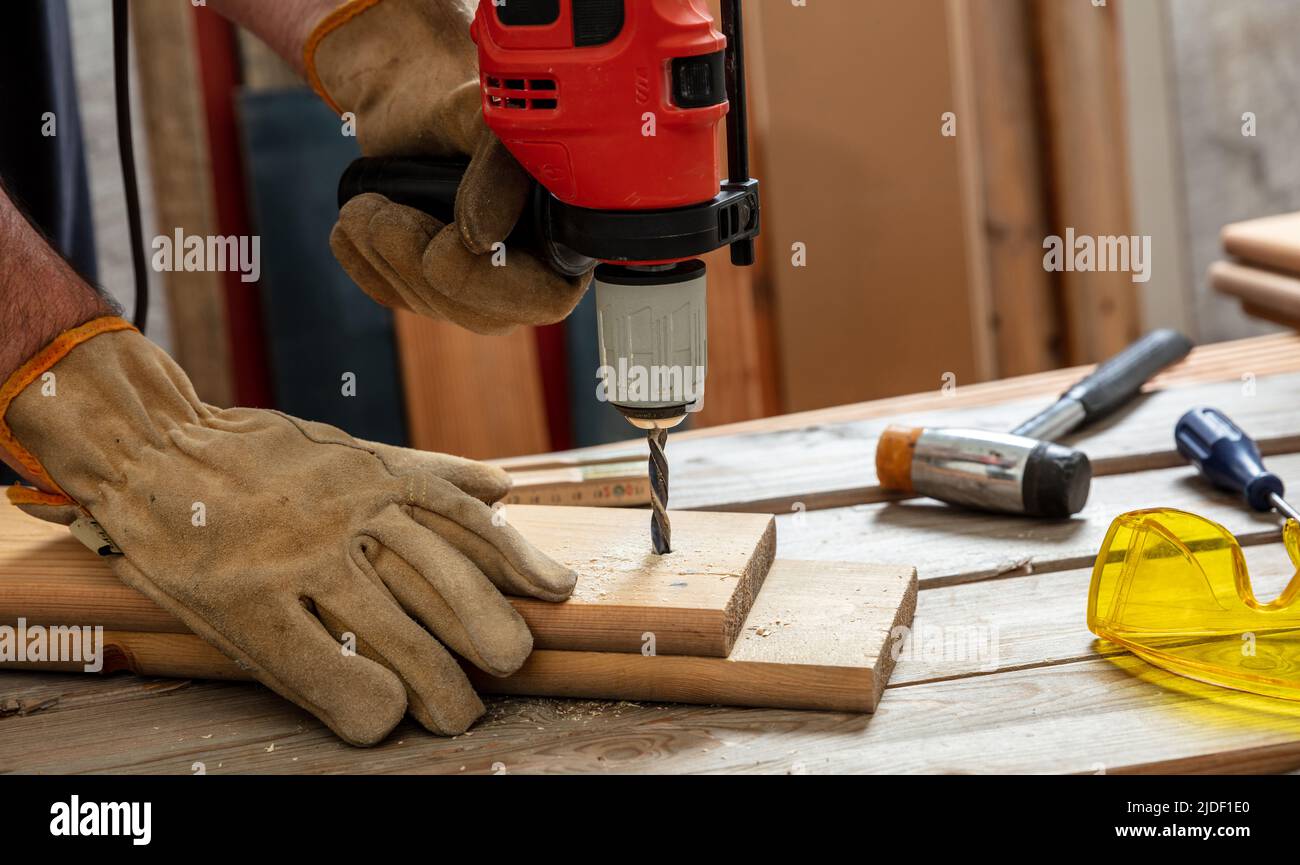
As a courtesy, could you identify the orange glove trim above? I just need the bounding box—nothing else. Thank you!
[304,0,384,116]
[0,316,137,498]
[6,486,73,508]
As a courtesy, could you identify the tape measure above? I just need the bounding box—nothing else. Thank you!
[503,461,649,507]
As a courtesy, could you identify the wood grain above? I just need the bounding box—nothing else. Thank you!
[5,560,916,716]
[659,369,1300,513]
[8,647,1300,774]
[0,503,776,658]
[777,451,1300,587]
[481,560,915,712]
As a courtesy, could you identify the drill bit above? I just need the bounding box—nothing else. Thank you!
[647,427,671,554]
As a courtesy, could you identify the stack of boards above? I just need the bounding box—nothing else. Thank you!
[0,502,916,714]
[1213,211,1300,329]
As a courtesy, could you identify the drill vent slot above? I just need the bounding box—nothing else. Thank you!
[485,76,560,111]
[720,204,739,240]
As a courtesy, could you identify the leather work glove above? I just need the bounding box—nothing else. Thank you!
[306,0,592,335]
[1,319,577,745]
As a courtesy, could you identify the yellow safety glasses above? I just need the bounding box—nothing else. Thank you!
[1088,508,1300,700]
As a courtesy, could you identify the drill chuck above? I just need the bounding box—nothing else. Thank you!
[595,262,708,429]
[877,426,1092,518]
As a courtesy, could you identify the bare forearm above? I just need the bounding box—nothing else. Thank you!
[0,185,117,483]
[0,186,116,384]
[207,0,344,74]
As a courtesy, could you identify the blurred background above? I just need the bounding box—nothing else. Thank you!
[15,0,1300,459]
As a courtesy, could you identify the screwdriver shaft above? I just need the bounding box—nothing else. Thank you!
[648,427,671,554]
[1270,492,1300,524]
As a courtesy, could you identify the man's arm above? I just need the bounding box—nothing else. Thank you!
[206,0,343,74]
[0,185,118,483]
[0,185,116,385]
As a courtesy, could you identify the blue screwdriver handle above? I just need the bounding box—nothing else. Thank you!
[1175,407,1284,512]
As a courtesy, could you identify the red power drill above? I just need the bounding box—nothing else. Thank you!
[340,0,761,552]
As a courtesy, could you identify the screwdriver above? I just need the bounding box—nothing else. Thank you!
[1174,407,1300,523]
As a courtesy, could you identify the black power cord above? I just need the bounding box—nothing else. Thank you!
[112,0,149,333]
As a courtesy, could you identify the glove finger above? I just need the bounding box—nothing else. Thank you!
[111,557,408,747]
[335,194,447,318]
[348,191,591,334]
[403,475,577,603]
[362,505,534,677]
[455,134,532,254]
[332,200,411,311]
[313,564,484,737]
[361,439,513,505]
[361,201,517,333]
[422,226,593,327]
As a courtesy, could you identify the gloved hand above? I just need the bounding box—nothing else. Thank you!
[307,0,591,335]
[1,319,577,745]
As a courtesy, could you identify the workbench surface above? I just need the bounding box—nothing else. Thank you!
[4,333,1300,774]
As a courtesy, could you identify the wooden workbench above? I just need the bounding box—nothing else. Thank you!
[3,332,1300,774]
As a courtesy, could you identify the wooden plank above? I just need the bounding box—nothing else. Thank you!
[505,506,775,656]
[480,560,914,712]
[2,545,1291,775]
[1033,0,1140,363]
[493,364,1300,515]
[5,559,915,716]
[891,541,1299,686]
[394,312,550,460]
[691,246,769,428]
[131,0,234,406]
[755,0,993,411]
[945,0,998,382]
[967,0,1061,376]
[1116,0,1197,337]
[778,451,1300,587]
[0,672,194,720]
[662,369,1300,513]
[493,331,1300,468]
[1222,211,1300,275]
[0,502,774,658]
[1211,261,1300,330]
[8,649,1298,774]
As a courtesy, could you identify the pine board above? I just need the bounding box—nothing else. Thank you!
[1,559,915,718]
[0,503,776,658]
[1223,211,1300,275]
[500,369,1300,515]
[777,451,1300,587]
[493,332,1300,470]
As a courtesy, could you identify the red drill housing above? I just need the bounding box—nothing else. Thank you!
[471,0,728,212]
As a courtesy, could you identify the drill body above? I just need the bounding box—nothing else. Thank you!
[340,0,761,552]
[470,0,760,429]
